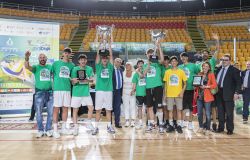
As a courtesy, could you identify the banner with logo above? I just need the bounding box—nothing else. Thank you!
[0,18,59,116]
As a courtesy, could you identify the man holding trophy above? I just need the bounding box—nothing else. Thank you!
[71,54,94,136]
[92,25,115,135]
[143,30,165,134]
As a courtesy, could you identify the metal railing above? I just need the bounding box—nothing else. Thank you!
[1,1,250,18]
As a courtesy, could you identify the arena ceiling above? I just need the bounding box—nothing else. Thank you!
[0,0,250,12]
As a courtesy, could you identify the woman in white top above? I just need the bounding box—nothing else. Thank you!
[123,62,136,127]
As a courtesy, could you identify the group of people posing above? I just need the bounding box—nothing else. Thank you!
[25,38,247,139]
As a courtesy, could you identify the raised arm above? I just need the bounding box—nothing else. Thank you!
[24,51,33,71]
[109,33,113,64]
[157,41,164,64]
[212,33,220,59]
[95,43,101,64]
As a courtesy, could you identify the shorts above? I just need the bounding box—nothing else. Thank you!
[71,96,93,108]
[95,91,113,110]
[167,97,183,111]
[182,90,194,111]
[53,91,71,107]
[136,96,146,107]
[146,86,163,108]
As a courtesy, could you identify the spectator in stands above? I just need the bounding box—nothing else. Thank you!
[112,58,123,128]
[24,51,53,138]
[92,43,115,135]
[52,48,75,138]
[195,62,217,135]
[164,56,187,134]
[179,52,199,130]
[143,43,164,134]
[216,54,241,135]
[123,62,136,127]
[132,60,146,129]
[70,54,94,136]
[241,61,250,124]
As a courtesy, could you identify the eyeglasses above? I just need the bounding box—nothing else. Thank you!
[221,59,229,61]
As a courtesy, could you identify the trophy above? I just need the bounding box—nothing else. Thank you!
[95,24,115,56]
[149,29,166,62]
[77,70,87,84]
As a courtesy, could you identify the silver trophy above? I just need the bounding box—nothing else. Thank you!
[95,24,115,56]
[148,30,166,62]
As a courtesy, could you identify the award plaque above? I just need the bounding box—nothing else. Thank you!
[77,70,87,84]
[193,75,203,86]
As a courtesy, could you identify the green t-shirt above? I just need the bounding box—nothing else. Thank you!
[95,61,113,91]
[197,57,217,73]
[178,63,199,90]
[71,65,94,97]
[52,60,75,91]
[132,72,146,96]
[143,62,162,89]
[32,64,52,91]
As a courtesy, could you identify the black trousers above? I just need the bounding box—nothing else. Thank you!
[113,89,122,125]
[242,88,250,119]
[216,89,234,132]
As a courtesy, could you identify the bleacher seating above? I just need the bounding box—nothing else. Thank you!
[197,12,250,22]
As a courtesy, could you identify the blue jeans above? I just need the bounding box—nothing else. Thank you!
[34,91,53,132]
[197,100,211,130]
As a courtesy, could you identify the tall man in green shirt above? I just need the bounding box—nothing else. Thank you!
[24,51,53,138]
[179,52,199,130]
[52,48,75,138]
[92,42,115,135]
[143,42,164,134]
[71,54,94,136]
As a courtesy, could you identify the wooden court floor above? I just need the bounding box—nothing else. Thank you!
[1,115,250,160]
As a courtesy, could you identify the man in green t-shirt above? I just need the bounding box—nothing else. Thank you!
[71,54,94,136]
[92,43,115,135]
[143,42,164,134]
[179,52,199,130]
[24,51,53,138]
[51,47,75,138]
[132,60,146,129]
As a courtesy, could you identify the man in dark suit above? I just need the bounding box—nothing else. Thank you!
[241,61,250,124]
[216,54,241,135]
[113,58,123,128]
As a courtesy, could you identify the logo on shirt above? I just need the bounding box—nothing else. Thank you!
[40,68,50,81]
[101,68,109,78]
[183,67,190,78]
[138,78,146,86]
[59,66,70,78]
[169,74,179,86]
[147,66,156,78]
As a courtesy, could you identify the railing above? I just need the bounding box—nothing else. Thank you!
[1,1,250,18]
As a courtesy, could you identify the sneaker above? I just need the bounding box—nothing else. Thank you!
[86,123,95,131]
[73,127,79,136]
[45,130,53,137]
[136,122,143,130]
[197,128,204,133]
[125,120,130,127]
[243,119,248,124]
[159,125,165,135]
[107,125,115,134]
[53,131,60,139]
[145,124,153,133]
[205,130,212,136]
[188,122,194,130]
[212,123,217,132]
[166,125,174,133]
[176,125,183,134]
[181,121,187,128]
[61,128,73,135]
[92,127,99,135]
[130,121,135,127]
[36,131,44,138]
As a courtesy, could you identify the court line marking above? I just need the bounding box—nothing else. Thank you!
[129,127,135,160]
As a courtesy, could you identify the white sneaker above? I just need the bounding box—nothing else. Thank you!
[130,120,135,127]
[36,131,44,138]
[45,130,53,137]
[86,123,95,131]
[204,130,212,136]
[53,131,60,139]
[73,127,78,136]
[61,128,73,135]
[188,122,194,130]
[136,122,143,130]
[197,128,203,133]
[125,121,130,127]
